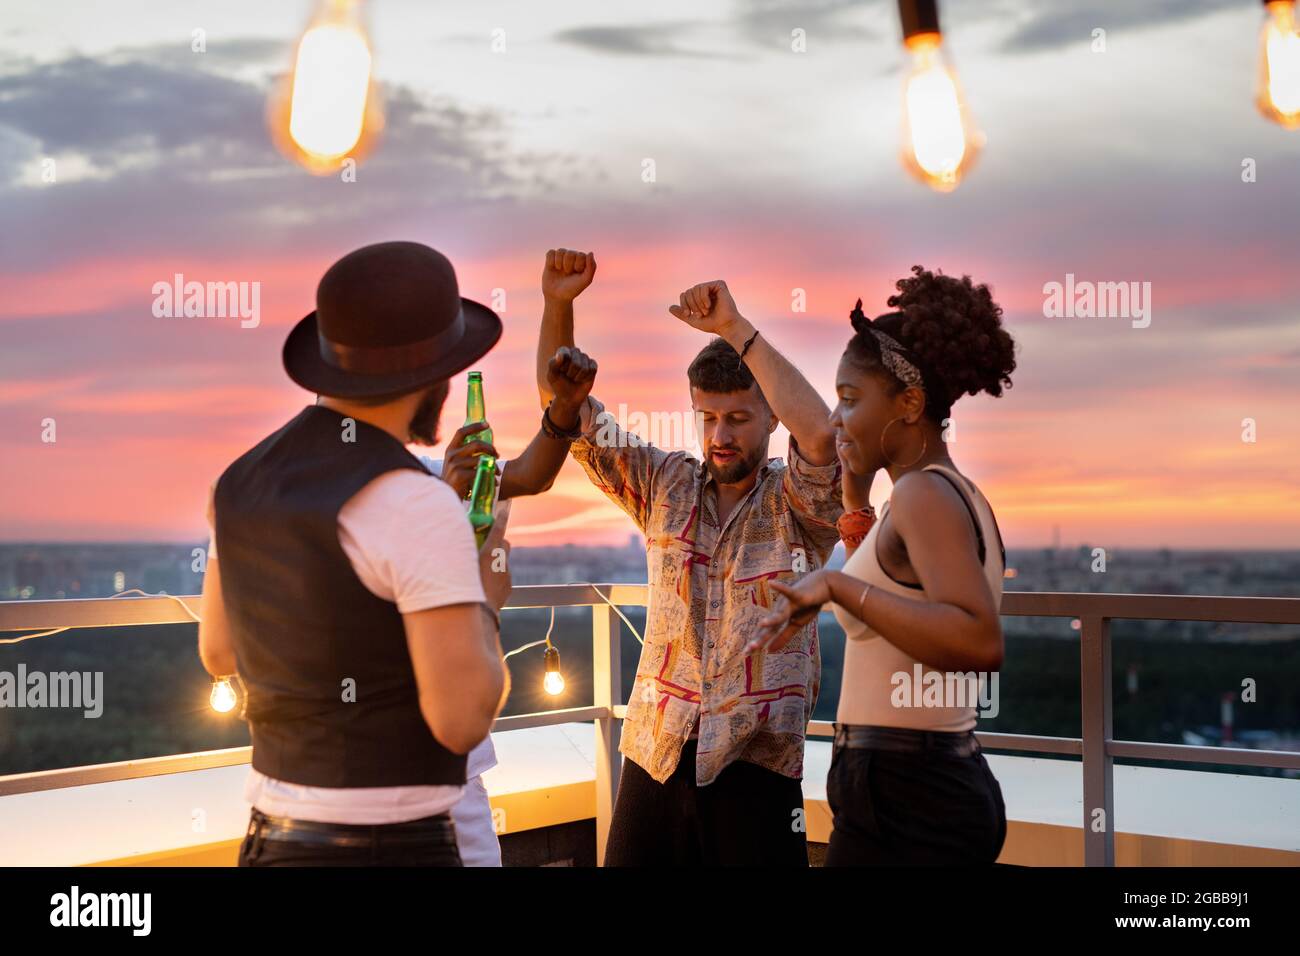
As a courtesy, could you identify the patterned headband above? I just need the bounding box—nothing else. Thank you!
[851,302,926,393]
[870,328,926,392]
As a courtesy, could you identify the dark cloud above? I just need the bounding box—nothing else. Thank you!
[108,36,289,70]
[554,23,708,58]
[732,0,879,48]
[732,0,1245,55]
[554,1,878,58]
[0,54,276,165]
[554,0,1241,60]
[0,46,575,272]
[997,0,1243,53]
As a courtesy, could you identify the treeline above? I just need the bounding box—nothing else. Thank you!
[1,611,1296,776]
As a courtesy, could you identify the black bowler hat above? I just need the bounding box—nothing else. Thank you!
[282,241,502,399]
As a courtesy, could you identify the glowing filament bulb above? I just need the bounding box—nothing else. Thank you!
[1258,1,1300,127]
[210,677,237,714]
[543,645,565,697]
[289,19,373,159]
[900,33,981,191]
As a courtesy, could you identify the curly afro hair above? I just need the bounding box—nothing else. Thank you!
[846,265,1016,422]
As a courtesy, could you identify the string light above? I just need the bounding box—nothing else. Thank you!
[1257,0,1300,128]
[5,583,647,706]
[501,585,645,697]
[504,605,567,697]
[542,645,565,696]
[269,0,383,173]
[0,587,239,716]
[210,677,238,714]
[896,0,983,192]
[0,588,198,644]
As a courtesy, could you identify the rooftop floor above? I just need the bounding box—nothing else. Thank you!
[0,723,1294,867]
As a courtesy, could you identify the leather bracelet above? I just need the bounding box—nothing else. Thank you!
[737,329,760,367]
[541,401,583,441]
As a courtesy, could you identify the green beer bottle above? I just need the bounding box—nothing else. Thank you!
[464,371,497,547]
[463,371,494,449]
[468,455,496,549]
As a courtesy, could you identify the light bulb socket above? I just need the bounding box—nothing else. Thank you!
[899,0,941,41]
[543,645,561,673]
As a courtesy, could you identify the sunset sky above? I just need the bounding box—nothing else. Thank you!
[1,0,1297,548]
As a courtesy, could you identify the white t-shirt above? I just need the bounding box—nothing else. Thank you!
[209,459,498,824]
[418,455,506,781]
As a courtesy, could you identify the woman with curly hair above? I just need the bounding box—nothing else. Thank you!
[748,265,1016,865]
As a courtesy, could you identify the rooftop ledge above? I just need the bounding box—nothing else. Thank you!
[0,723,1295,867]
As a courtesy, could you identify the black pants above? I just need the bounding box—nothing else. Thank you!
[238,808,463,867]
[604,740,808,866]
[825,738,1007,865]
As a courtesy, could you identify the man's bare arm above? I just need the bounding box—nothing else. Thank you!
[404,602,507,753]
[198,484,238,676]
[442,347,598,500]
[501,347,597,497]
[198,554,238,677]
[537,249,595,407]
[671,281,837,465]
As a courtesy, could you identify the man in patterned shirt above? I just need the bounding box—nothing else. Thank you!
[536,249,867,865]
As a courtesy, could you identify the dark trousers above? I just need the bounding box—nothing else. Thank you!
[825,736,1007,865]
[238,808,463,867]
[603,740,809,866]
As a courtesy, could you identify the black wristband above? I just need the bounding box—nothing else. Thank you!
[737,329,760,367]
[542,401,583,441]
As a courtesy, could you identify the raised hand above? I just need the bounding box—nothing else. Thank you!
[745,571,832,654]
[546,346,598,423]
[442,422,499,498]
[668,279,744,336]
[542,248,596,303]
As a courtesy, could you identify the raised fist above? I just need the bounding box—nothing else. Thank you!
[668,280,743,335]
[542,248,596,303]
[546,345,598,420]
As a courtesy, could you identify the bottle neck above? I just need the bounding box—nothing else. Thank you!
[465,380,486,423]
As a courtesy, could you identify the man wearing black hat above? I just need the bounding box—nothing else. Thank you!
[197,241,591,866]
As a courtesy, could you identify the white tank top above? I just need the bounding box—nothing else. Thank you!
[831,464,1005,731]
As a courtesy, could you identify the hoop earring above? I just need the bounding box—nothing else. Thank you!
[880,416,927,469]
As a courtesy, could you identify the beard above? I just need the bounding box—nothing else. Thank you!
[704,443,766,485]
[407,380,449,446]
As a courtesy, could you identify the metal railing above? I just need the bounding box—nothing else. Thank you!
[1,585,1298,866]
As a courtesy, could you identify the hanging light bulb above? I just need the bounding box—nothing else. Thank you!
[1257,0,1300,128]
[269,0,383,173]
[542,645,565,697]
[210,677,238,714]
[896,0,983,191]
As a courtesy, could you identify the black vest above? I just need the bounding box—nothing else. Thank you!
[214,405,467,788]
